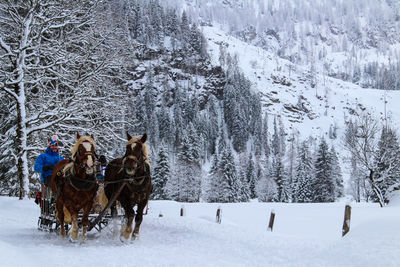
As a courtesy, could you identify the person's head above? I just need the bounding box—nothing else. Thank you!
[48,135,59,152]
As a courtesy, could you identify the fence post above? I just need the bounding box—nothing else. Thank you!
[216,206,222,224]
[342,204,351,237]
[268,209,275,232]
[180,205,185,217]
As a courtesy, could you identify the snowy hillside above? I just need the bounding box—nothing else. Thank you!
[202,24,400,140]
[1,196,400,266]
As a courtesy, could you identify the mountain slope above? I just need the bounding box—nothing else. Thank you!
[203,24,400,140]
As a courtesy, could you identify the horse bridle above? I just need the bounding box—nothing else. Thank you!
[121,142,146,182]
[73,141,96,173]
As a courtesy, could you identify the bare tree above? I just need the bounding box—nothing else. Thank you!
[343,114,385,207]
[0,0,127,199]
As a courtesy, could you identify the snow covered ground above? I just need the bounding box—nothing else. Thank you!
[1,196,400,267]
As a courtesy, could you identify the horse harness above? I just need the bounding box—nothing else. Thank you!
[62,164,98,192]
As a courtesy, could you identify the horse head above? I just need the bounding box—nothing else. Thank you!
[72,132,96,176]
[122,132,148,181]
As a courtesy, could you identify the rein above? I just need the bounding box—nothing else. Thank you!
[103,174,149,187]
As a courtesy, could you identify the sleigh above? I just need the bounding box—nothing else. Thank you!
[36,180,125,233]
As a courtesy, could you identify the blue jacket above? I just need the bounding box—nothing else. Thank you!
[34,148,64,183]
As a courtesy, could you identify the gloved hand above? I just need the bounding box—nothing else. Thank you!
[43,165,54,172]
[99,155,107,166]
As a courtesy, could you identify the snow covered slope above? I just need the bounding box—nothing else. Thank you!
[203,25,400,142]
[0,196,399,266]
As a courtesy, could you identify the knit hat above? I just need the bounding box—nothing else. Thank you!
[48,135,58,147]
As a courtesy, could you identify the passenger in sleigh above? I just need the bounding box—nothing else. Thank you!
[34,135,64,217]
[34,135,64,188]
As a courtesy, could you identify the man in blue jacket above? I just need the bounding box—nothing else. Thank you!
[34,135,64,187]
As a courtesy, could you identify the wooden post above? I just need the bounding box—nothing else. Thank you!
[342,204,351,237]
[180,205,185,217]
[216,206,222,224]
[268,210,275,232]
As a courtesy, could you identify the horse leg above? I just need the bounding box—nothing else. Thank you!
[68,210,79,242]
[120,204,134,241]
[132,202,146,240]
[55,199,65,237]
[81,201,93,242]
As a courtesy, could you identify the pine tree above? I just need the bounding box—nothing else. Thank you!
[270,115,289,202]
[314,138,335,202]
[262,112,270,159]
[206,154,223,202]
[374,127,400,203]
[292,141,314,202]
[271,156,290,202]
[218,146,241,202]
[238,167,250,202]
[330,146,344,199]
[246,154,257,198]
[152,143,170,200]
[271,116,281,157]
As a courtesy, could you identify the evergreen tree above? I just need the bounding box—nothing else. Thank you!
[330,146,344,199]
[206,154,223,202]
[270,115,289,202]
[246,153,257,199]
[262,112,270,160]
[238,167,250,202]
[218,145,241,202]
[314,138,335,202]
[374,127,400,203]
[271,156,290,202]
[152,143,170,200]
[292,141,314,202]
[271,116,280,157]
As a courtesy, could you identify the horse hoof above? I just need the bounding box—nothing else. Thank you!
[69,235,79,243]
[131,234,139,241]
[120,234,129,243]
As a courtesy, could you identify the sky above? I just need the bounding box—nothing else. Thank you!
[1,194,400,267]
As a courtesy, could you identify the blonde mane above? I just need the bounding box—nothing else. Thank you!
[127,136,150,167]
[63,135,95,176]
[71,136,95,161]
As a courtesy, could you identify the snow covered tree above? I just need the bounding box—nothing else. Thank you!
[271,156,290,202]
[349,155,369,202]
[246,154,257,198]
[151,143,170,200]
[256,166,278,202]
[330,147,344,199]
[292,140,314,203]
[218,145,241,202]
[166,123,202,202]
[313,138,335,202]
[262,112,270,159]
[374,126,400,203]
[0,0,126,198]
[270,115,289,202]
[343,115,385,206]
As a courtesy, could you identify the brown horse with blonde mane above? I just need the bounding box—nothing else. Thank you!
[104,132,152,242]
[51,132,99,242]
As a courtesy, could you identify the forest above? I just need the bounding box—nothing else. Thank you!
[1,0,399,206]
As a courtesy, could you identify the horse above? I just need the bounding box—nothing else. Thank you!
[51,132,99,242]
[104,132,152,241]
